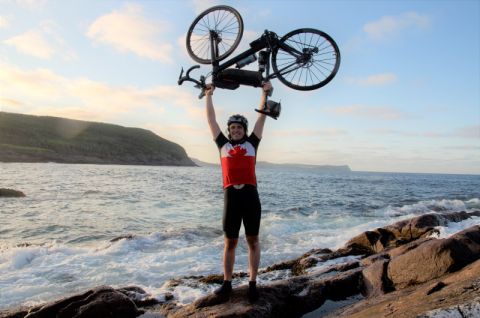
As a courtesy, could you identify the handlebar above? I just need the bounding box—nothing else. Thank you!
[178,65,207,99]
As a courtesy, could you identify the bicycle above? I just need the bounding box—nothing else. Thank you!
[178,5,341,118]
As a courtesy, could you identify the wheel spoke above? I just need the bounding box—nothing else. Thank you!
[187,6,243,63]
[272,28,340,90]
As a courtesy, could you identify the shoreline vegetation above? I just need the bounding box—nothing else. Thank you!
[0,112,194,167]
[1,210,479,318]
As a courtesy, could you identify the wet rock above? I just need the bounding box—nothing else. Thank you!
[361,259,392,297]
[4,210,480,318]
[329,259,480,318]
[117,286,160,307]
[418,299,480,318]
[387,225,480,289]
[198,272,248,285]
[345,211,479,255]
[22,286,142,318]
[425,281,447,295]
[0,188,25,197]
[261,248,332,276]
[169,268,363,318]
[110,234,136,242]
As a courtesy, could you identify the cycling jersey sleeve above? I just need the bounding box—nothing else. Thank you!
[215,132,229,149]
[249,133,261,150]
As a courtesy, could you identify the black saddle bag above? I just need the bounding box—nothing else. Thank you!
[213,69,263,90]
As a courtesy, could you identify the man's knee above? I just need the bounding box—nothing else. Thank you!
[246,235,259,248]
[225,238,238,250]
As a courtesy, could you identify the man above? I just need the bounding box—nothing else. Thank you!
[204,82,272,302]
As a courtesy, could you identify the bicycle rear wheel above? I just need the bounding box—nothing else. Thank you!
[186,5,243,64]
[272,28,340,91]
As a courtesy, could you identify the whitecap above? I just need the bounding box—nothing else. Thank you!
[466,198,480,209]
[432,216,480,239]
[384,199,468,217]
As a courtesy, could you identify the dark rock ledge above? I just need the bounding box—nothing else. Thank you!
[1,211,479,318]
[0,188,25,198]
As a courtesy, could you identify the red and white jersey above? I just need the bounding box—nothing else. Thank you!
[215,133,260,188]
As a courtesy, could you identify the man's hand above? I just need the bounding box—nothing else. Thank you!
[262,81,273,97]
[205,84,215,96]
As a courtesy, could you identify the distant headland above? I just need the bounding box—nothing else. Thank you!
[0,112,195,166]
[192,158,352,173]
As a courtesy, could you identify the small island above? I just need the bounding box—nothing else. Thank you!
[0,188,25,197]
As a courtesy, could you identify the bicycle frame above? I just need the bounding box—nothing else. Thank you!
[210,30,305,86]
[178,30,308,96]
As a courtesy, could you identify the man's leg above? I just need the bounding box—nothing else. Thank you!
[246,235,260,281]
[214,236,238,297]
[246,235,260,301]
[223,237,238,281]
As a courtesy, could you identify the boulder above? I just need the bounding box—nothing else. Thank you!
[167,269,363,318]
[4,211,480,318]
[22,286,142,318]
[0,188,25,197]
[344,212,479,255]
[387,225,480,289]
[327,259,480,318]
[361,259,391,297]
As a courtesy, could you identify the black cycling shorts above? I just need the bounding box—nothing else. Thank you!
[223,185,261,239]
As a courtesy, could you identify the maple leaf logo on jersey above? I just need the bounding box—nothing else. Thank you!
[228,145,247,157]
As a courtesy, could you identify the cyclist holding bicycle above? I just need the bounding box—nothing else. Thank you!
[205,81,272,302]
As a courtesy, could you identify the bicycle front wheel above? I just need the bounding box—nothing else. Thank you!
[272,28,341,91]
[186,5,243,64]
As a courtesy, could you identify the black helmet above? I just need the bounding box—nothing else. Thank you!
[227,114,248,131]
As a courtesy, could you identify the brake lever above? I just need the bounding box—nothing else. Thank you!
[177,67,185,85]
[178,65,206,99]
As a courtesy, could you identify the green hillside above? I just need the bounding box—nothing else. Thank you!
[0,112,195,166]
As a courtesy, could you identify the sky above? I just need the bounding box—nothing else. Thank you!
[0,0,479,174]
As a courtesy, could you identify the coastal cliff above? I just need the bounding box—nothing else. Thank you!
[0,112,195,166]
[1,210,479,318]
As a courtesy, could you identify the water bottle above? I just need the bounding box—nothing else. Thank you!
[236,54,257,69]
[258,51,268,72]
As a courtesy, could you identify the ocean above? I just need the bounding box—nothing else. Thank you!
[0,163,479,310]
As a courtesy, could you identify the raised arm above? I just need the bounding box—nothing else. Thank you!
[252,81,272,139]
[205,84,221,139]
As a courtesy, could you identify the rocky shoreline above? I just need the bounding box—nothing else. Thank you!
[1,211,479,318]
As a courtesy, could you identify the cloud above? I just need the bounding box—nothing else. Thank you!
[0,15,10,28]
[4,20,76,60]
[87,4,173,63]
[1,97,23,107]
[271,128,348,137]
[191,0,220,14]
[368,128,436,137]
[324,105,407,120]
[369,125,480,139]
[364,12,430,41]
[0,61,200,121]
[453,125,480,138]
[346,73,397,86]
[4,30,54,59]
[15,0,48,10]
[445,145,480,151]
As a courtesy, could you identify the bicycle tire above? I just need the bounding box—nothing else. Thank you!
[272,28,341,91]
[186,5,243,64]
